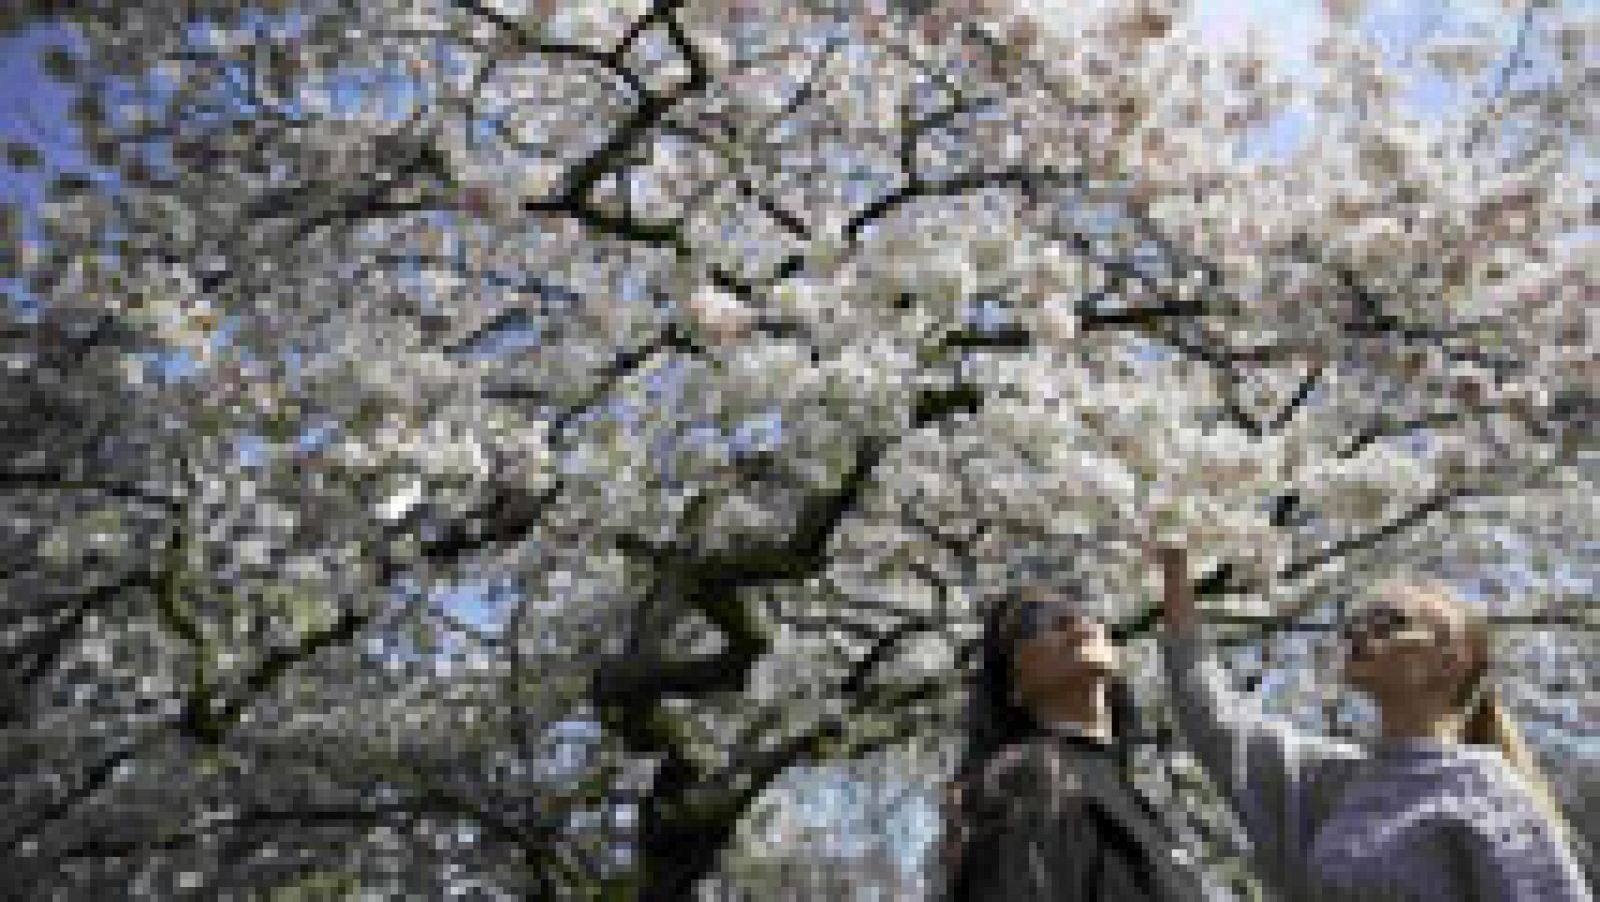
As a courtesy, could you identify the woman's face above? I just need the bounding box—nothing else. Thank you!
[1008,587,1119,704]
[1339,583,1474,704]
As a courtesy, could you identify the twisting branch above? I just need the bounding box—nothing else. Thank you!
[1119,480,1503,643]
[1266,363,1326,433]
[1278,485,1488,582]
[590,372,1005,896]
[453,0,648,97]
[6,570,153,700]
[845,165,1081,241]
[556,1,706,205]
[1,742,141,859]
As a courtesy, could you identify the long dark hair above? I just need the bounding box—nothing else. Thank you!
[954,588,1143,784]
[935,585,1148,896]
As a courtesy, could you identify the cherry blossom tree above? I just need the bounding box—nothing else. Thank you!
[2,0,1592,897]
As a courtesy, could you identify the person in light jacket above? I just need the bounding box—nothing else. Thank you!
[932,558,1205,901]
[1151,544,1593,902]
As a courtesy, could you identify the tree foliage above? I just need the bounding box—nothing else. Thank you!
[1,0,1593,897]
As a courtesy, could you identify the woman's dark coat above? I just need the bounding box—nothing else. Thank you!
[936,732,1202,901]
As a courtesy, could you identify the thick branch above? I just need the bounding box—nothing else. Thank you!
[0,468,183,514]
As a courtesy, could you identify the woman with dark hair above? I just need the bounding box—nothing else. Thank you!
[932,559,1203,901]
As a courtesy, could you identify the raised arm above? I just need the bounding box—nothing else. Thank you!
[1152,545,1289,818]
[1150,545,1360,890]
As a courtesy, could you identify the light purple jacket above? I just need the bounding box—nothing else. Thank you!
[1162,623,1593,902]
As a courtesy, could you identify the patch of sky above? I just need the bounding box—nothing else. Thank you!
[438,41,476,85]
[1403,429,1432,458]
[639,351,687,402]
[1188,0,1562,162]
[435,576,519,632]
[546,716,603,760]
[897,795,941,875]
[679,421,729,453]
[0,23,90,206]
[1128,240,1176,282]
[1236,104,1313,161]
[235,433,269,468]
[962,295,1012,331]
[135,312,240,383]
[326,73,372,119]
[155,347,200,382]
[470,112,503,147]
[730,407,785,456]
[1365,1,1450,64]
[1,282,38,318]
[296,418,341,454]
[1129,335,1174,362]
[311,57,424,124]
[845,161,895,207]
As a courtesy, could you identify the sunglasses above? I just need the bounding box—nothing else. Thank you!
[1014,598,1104,642]
[1338,604,1435,648]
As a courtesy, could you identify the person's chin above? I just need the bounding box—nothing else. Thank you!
[1067,654,1117,675]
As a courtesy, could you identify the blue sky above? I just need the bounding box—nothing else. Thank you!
[0,23,83,203]
[1,21,79,318]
